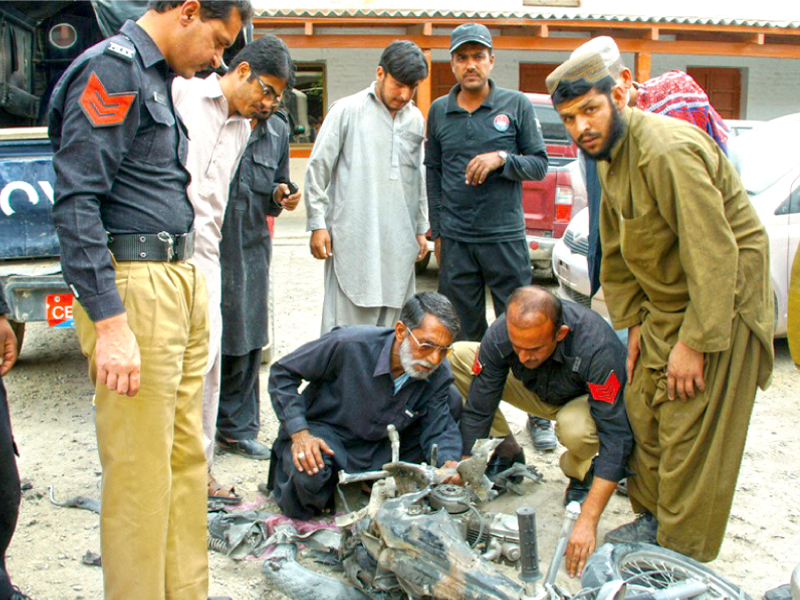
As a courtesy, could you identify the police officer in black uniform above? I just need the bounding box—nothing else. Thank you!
[217,106,301,458]
[48,3,251,599]
[425,23,549,343]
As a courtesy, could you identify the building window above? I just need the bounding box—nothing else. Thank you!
[282,63,325,144]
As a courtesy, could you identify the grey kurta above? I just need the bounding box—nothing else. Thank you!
[598,106,774,562]
[304,83,428,312]
[220,115,288,356]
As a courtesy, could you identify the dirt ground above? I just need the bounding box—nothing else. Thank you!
[3,213,800,599]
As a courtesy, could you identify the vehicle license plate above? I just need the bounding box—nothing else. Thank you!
[46,294,75,328]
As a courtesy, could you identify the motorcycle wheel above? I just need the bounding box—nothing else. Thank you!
[581,543,753,600]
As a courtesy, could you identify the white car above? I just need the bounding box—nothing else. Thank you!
[553,113,800,337]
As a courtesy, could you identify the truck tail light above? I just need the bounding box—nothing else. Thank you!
[554,186,573,223]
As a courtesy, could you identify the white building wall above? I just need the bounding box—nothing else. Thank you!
[288,46,799,120]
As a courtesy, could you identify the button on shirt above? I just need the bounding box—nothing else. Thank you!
[461,303,633,482]
[49,20,192,321]
[269,326,462,472]
[425,81,549,243]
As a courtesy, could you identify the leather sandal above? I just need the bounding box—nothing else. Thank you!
[207,473,241,505]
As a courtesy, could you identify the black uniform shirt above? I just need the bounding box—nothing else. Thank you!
[425,80,549,243]
[269,326,462,471]
[49,20,192,321]
[220,115,289,356]
[461,302,633,482]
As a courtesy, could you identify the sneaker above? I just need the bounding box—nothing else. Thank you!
[527,416,557,451]
[564,466,594,506]
[604,512,659,545]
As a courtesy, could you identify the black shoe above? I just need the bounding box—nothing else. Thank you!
[216,435,271,460]
[486,449,526,482]
[604,512,659,545]
[527,416,557,451]
[565,466,594,506]
[10,586,32,600]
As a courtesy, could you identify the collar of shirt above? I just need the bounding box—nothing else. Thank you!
[444,78,497,114]
[120,20,166,70]
[373,331,397,379]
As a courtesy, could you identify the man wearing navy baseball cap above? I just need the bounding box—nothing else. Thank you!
[425,21,549,480]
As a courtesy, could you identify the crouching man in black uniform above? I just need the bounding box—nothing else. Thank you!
[267,292,463,519]
[450,286,633,577]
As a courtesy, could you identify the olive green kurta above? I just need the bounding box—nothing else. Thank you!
[597,107,774,562]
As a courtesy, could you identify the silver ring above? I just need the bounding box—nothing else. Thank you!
[297,452,306,459]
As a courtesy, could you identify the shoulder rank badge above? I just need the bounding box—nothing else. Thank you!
[79,72,137,128]
[105,41,135,61]
[588,371,620,404]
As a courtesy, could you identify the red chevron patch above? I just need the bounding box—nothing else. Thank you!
[588,371,620,404]
[471,350,482,376]
[79,72,136,128]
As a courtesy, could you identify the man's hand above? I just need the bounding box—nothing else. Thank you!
[465,151,505,185]
[310,228,332,259]
[626,323,641,382]
[434,237,442,267]
[0,316,18,377]
[565,514,597,578]
[274,183,301,211]
[667,340,705,401]
[416,235,429,262]
[564,477,616,578]
[291,429,335,475]
[440,459,461,484]
[94,313,141,397]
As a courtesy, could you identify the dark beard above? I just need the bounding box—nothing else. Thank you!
[584,103,623,162]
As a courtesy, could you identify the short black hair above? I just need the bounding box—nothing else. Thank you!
[400,292,461,340]
[379,41,428,87]
[551,73,616,106]
[229,35,295,89]
[149,1,254,25]
[508,286,564,330]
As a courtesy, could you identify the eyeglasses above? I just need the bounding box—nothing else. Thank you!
[253,73,279,102]
[405,327,453,358]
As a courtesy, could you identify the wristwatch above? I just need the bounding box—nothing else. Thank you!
[498,150,508,165]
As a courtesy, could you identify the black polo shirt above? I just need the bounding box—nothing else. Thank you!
[269,326,462,472]
[425,80,548,243]
[461,302,633,482]
[49,20,192,321]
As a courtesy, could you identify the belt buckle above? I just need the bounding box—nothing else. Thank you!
[157,231,175,262]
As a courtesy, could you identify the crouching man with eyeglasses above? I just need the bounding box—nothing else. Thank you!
[265,292,463,519]
[450,286,634,577]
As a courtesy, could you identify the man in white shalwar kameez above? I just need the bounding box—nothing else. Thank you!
[173,35,293,501]
[305,41,430,334]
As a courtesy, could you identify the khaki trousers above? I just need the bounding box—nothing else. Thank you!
[449,342,598,480]
[74,260,209,600]
[626,315,763,562]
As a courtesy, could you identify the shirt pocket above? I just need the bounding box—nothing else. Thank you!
[619,208,682,286]
[128,97,178,166]
[397,130,424,168]
[251,150,277,195]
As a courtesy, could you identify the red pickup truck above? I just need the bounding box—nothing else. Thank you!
[418,93,586,278]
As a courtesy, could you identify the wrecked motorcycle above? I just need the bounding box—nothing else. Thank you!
[252,438,753,600]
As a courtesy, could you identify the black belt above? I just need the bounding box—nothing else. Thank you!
[107,231,195,262]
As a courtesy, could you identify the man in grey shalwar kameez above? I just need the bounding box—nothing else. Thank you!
[304,41,430,333]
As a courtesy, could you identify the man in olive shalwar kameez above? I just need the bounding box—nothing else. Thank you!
[547,52,774,562]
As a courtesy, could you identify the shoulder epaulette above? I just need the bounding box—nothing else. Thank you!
[271,109,289,125]
[104,40,136,62]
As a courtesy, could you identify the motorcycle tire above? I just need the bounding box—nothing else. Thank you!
[581,543,753,600]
